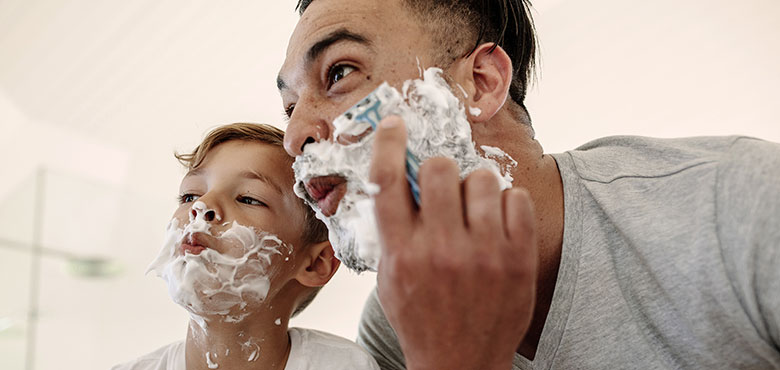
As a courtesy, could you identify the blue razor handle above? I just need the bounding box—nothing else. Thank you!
[344,90,422,205]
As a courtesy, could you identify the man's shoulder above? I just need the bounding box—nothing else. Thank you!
[287,327,379,369]
[111,340,185,370]
[558,135,773,183]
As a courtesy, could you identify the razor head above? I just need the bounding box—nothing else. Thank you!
[333,83,402,139]
[332,83,422,205]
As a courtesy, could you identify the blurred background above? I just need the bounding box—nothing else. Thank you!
[0,0,778,369]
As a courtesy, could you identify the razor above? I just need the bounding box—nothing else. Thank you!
[333,84,422,205]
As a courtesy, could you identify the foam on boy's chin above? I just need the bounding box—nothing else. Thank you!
[292,67,516,273]
[146,213,289,329]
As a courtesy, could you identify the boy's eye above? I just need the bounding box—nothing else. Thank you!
[178,194,200,204]
[238,196,267,207]
[328,64,356,87]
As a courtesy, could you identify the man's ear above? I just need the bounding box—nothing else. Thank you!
[294,241,340,288]
[448,43,513,123]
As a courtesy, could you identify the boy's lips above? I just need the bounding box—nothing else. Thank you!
[304,175,347,217]
[180,232,212,255]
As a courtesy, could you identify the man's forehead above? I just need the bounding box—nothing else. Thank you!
[289,2,376,52]
[280,2,375,91]
[290,0,421,58]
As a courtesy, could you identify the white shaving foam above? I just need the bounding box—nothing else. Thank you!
[365,182,380,196]
[242,338,261,362]
[206,352,218,369]
[292,68,517,272]
[146,202,290,329]
[480,145,518,184]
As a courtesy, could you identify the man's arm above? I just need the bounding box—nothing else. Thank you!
[716,137,780,348]
[368,116,538,370]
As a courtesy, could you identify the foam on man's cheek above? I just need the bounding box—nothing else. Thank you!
[292,67,517,273]
[146,201,290,329]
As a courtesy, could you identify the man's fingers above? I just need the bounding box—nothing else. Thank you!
[463,170,502,238]
[503,188,538,270]
[503,188,535,243]
[370,115,415,249]
[419,157,464,233]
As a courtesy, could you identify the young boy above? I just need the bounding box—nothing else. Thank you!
[113,123,379,370]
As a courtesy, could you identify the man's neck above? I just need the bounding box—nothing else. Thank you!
[472,111,565,360]
[185,310,292,370]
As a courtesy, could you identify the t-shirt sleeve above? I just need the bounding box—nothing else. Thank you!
[716,137,780,349]
[357,287,407,370]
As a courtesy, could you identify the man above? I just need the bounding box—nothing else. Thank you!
[276,0,780,369]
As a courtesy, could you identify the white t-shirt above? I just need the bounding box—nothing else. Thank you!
[113,327,379,370]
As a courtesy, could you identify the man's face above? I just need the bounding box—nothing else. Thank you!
[278,0,437,156]
[277,0,441,271]
[278,0,515,272]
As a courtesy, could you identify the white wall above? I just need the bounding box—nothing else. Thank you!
[0,1,778,369]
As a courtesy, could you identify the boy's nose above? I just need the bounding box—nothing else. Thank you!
[283,112,332,156]
[191,209,217,222]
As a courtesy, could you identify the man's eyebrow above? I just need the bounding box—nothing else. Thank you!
[277,28,371,92]
[306,28,371,63]
[240,170,284,196]
[184,168,203,178]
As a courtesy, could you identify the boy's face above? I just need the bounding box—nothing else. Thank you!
[148,140,310,323]
[173,140,306,250]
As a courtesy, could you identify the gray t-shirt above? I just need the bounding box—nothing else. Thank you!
[357,136,780,369]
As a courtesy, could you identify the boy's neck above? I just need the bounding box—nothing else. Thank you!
[185,310,292,370]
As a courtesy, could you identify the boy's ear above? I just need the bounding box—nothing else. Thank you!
[294,241,340,288]
[447,43,513,123]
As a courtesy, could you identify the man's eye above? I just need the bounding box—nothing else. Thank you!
[238,196,267,207]
[284,103,295,119]
[328,64,356,87]
[178,194,200,204]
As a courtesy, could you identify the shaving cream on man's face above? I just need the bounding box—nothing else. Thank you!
[293,68,517,273]
[147,201,291,326]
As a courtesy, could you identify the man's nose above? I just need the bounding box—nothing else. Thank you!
[283,110,333,157]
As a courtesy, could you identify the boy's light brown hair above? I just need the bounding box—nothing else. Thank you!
[175,122,329,247]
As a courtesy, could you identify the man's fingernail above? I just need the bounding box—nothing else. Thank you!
[379,117,400,129]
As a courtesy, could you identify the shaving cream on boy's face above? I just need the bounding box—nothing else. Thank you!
[293,68,517,273]
[147,200,292,325]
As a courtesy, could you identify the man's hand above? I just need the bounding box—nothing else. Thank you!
[370,116,539,370]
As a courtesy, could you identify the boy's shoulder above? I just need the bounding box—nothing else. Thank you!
[111,340,186,370]
[286,327,380,370]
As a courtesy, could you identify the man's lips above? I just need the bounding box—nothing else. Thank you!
[180,232,211,255]
[304,176,347,217]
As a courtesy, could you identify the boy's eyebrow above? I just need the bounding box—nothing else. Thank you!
[240,170,283,195]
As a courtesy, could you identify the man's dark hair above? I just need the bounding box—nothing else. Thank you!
[295,0,538,123]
